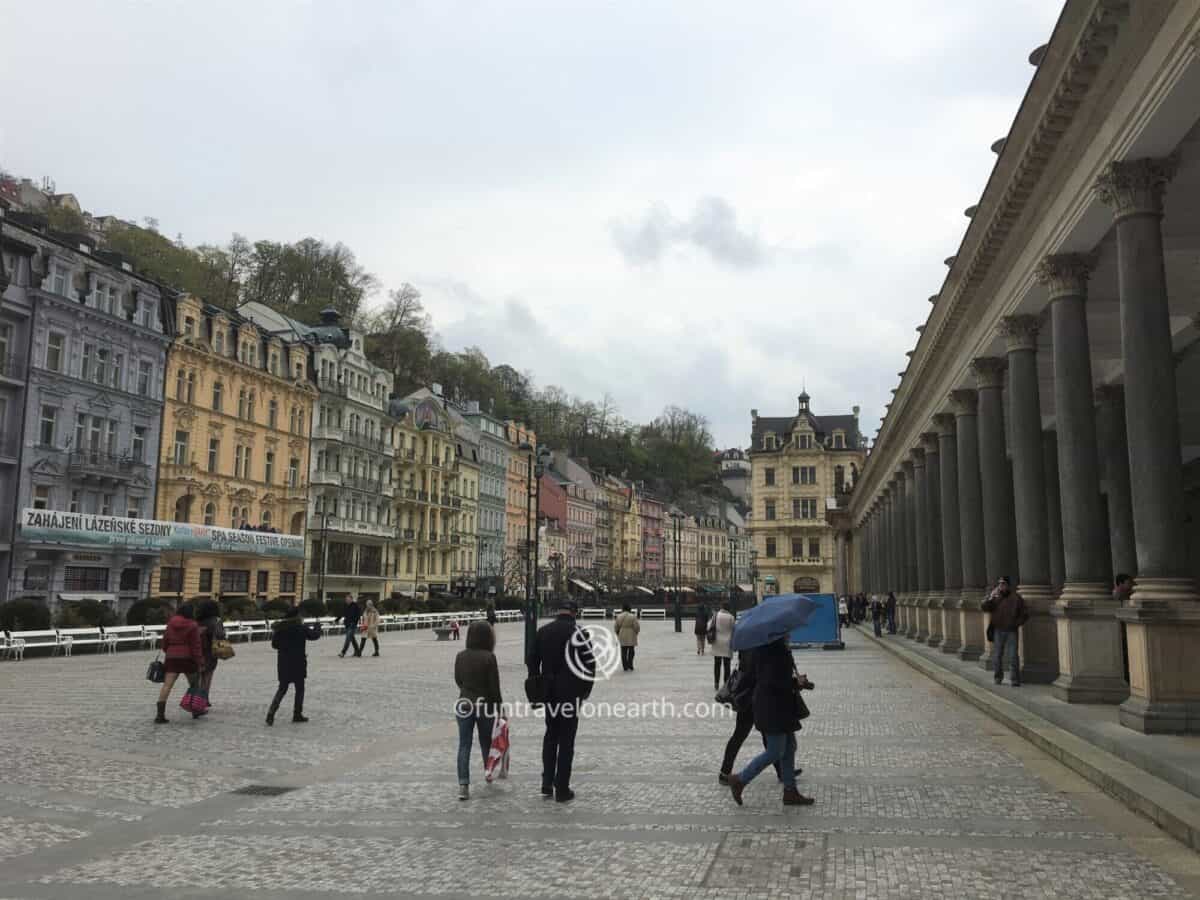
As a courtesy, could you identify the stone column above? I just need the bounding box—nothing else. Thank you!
[1043,430,1066,593]
[911,447,930,642]
[1095,384,1137,580]
[951,389,987,661]
[892,472,907,633]
[834,530,847,597]
[902,460,920,638]
[999,315,1057,683]
[1036,254,1127,703]
[1097,158,1200,733]
[934,414,962,654]
[972,356,1018,668]
[921,432,945,648]
[886,480,900,608]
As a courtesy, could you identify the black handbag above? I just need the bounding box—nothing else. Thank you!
[986,623,995,642]
[715,668,745,707]
[146,654,165,684]
[791,663,811,722]
[524,674,547,705]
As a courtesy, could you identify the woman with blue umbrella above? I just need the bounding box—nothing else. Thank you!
[725,595,817,807]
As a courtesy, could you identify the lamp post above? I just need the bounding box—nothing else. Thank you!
[316,511,331,611]
[520,442,549,657]
[749,547,759,605]
[670,510,683,632]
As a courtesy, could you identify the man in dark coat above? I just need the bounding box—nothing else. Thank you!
[267,607,321,725]
[339,598,363,658]
[527,598,595,803]
[885,592,897,634]
[982,576,1028,687]
[694,603,710,655]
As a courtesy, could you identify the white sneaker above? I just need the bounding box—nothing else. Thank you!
[458,784,469,801]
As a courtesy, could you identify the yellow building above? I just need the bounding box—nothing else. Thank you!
[697,512,729,586]
[450,418,480,595]
[503,420,536,590]
[749,391,865,595]
[390,390,463,597]
[151,296,314,604]
[599,475,642,588]
[664,509,699,590]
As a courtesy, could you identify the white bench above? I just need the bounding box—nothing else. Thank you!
[224,621,252,642]
[7,629,63,659]
[2,631,27,660]
[244,620,271,642]
[102,625,145,650]
[637,608,667,620]
[144,623,167,647]
[55,627,112,656]
[580,608,606,620]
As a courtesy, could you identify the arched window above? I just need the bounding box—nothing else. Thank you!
[231,506,240,527]
[204,502,215,526]
[174,495,192,523]
[214,329,224,354]
[212,380,223,412]
[261,510,272,529]
[186,371,196,403]
[793,576,820,593]
[268,398,278,428]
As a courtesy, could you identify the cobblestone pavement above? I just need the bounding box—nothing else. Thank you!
[0,622,1197,898]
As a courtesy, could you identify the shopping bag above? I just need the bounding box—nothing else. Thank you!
[180,687,211,714]
[484,717,510,783]
[146,654,165,684]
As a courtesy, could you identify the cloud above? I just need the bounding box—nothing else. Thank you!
[611,196,768,269]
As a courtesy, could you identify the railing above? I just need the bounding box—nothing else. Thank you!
[343,474,388,493]
[316,376,348,397]
[404,488,418,500]
[400,447,416,461]
[341,429,392,454]
[430,493,441,505]
[311,469,341,486]
[0,354,26,381]
[67,450,147,480]
[402,528,416,540]
[309,515,397,540]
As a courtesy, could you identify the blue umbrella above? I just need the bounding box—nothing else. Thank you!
[731,594,819,651]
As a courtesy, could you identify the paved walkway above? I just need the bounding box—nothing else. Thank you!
[0,622,1197,898]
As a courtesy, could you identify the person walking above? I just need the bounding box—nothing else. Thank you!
[885,592,897,634]
[527,598,594,803]
[486,604,498,627]
[154,603,204,723]
[267,606,321,725]
[719,649,801,785]
[362,599,381,657]
[837,596,849,627]
[725,637,815,807]
[196,599,226,713]
[614,603,640,671]
[711,602,736,691]
[339,597,363,658]
[454,620,503,800]
[871,594,884,637]
[982,576,1028,687]
[694,603,710,655]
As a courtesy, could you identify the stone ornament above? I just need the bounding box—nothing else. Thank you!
[1035,252,1095,299]
[920,431,940,454]
[948,389,978,416]
[970,356,1007,390]
[998,315,1041,352]
[911,446,926,468]
[1094,155,1178,220]
[932,412,956,436]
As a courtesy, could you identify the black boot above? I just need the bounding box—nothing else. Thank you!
[293,707,308,723]
[155,701,168,724]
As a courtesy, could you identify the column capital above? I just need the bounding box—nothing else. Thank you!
[948,388,977,416]
[999,315,1041,352]
[910,446,926,468]
[932,412,956,436]
[970,356,1007,390]
[919,431,940,454]
[1094,382,1124,407]
[900,459,914,477]
[1095,155,1178,220]
[1036,252,1095,299]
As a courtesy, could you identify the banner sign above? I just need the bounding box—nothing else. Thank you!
[788,593,842,647]
[19,509,306,559]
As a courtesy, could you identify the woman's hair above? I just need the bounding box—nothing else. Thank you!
[196,599,219,621]
[622,603,632,612]
[465,620,495,652]
[365,599,377,611]
[177,602,196,620]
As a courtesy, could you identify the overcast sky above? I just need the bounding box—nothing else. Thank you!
[0,1,1061,448]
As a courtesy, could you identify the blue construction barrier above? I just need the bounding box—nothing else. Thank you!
[788,593,844,650]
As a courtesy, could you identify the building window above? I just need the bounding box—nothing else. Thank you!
[220,569,250,593]
[207,438,219,473]
[69,489,81,513]
[174,430,189,465]
[133,425,148,462]
[234,445,244,479]
[45,331,65,372]
[238,389,247,419]
[268,398,278,428]
[38,405,57,446]
[63,566,108,591]
[137,360,152,395]
[833,433,844,449]
[100,494,113,516]
[279,571,297,593]
[765,537,776,558]
[800,498,817,520]
[127,496,143,518]
[261,510,272,530]
[198,569,213,592]
[288,457,299,488]
[23,564,50,590]
[798,434,811,450]
[175,367,185,400]
[204,502,215,525]
[808,538,820,559]
[183,316,195,337]
[212,380,223,412]
[764,468,775,487]
[160,567,184,593]
[296,409,304,434]
[256,570,269,595]
[51,262,69,296]
[186,371,195,404]
[0,323,10,370]
[792,498,801,519]
[119,568,141,591]
[264,451,275,484]
[214,329,224,354]
[246,391,255,421]
[764,501,775,521]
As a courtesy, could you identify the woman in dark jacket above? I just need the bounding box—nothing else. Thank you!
[719,650,801,785]
[197,600,225,710]
[726,638,814,806]
[267,606,321,725]
[155,603,204,723]
[694,604,710,655]
[454,620,502,800]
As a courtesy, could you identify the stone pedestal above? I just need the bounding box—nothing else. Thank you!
[940,592,962,654]
[916,596,931,643]
[959,592,986,662]
[1017,585,1059,684]
[1052,583,1128,703]
[1116,580,1200,733]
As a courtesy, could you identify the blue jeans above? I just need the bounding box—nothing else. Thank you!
[456,706,493,785]
[994,628,1020,684]
[886,611,896,633]
[341,627,360,655]
[873,616,882,637]
[738,731,797,789]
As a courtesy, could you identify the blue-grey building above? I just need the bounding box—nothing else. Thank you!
[462,401,508,596]
[0,209,171,616]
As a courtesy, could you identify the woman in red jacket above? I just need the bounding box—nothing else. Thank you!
[155,603,204,723]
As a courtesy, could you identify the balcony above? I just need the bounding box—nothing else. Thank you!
[341,429,393,455]
[343,473,390,495]
[430,492,441,505]
[0,353,26,385]
[787,556,832,568]
[451,534,462,545]
[402,528,416,540]
[450,496,463,509]
[399,447,417,462]
[67,450,148,482]
[311,469,341,487]
[316,376,348,397]
[309,515,397,540]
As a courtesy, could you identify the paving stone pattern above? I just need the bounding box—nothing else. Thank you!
[0,622,1194,898]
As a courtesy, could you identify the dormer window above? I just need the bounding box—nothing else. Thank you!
[765,434,776,450]
[798,434,812,450]
[833,432,844,449]
[183,316,195,337]
[214,329,224,354]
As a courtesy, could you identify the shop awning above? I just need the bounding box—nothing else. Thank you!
[665,585,695,593]
[634,586,654,595]
[569,578,595,592]
[698,584,725,593]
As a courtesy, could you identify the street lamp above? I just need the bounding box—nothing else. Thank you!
[669,510,683,633]
[749,547,759,605]
[520,441,550,657]
[316,511,332,611]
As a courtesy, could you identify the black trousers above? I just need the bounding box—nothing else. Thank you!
[721,706,777,777]
[542,706,580,792]
[269,678,305,715]
[621,646,635,670]
[713,655,731,689]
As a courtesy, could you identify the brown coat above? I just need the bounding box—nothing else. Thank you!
[982,589,1028,631]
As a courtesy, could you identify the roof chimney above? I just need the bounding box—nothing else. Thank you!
[319,306,341,325]
[852,405,860,417]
